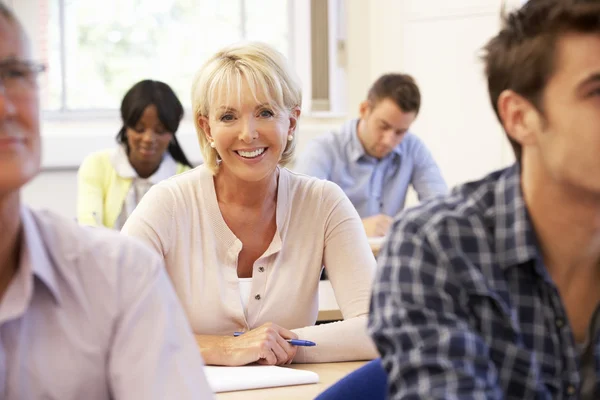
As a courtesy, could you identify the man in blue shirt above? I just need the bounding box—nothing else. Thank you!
[295,74,447,237]
[369,0,600,398]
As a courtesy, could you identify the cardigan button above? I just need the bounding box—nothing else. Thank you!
[258,266,265,272]
[255,294,261,300]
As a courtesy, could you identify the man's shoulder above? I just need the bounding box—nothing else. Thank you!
[29,208,161,278]
[397,133,429,154]
[377,168,515,301]
[309,120,356,151]
[309,128,350,151]
[389,168,508,246]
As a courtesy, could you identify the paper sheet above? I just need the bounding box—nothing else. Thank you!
[204,365,319,393]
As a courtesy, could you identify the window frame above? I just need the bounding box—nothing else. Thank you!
[11,0,347,123]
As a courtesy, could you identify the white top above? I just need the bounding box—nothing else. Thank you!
[238,278,253,317]
[110,145,178,230]
[1,206,213,400]
[122,165,379,363]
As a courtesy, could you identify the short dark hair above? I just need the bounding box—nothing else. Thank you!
[366,73,421,114]
[116,80,192,168]
[482,0,600,162]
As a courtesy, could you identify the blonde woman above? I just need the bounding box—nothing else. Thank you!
[122,42,378,366]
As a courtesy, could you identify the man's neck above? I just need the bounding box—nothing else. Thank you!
[356,119,377,159]
[522,157,600,284]
[0,192,22,295]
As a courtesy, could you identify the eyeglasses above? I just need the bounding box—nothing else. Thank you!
[0,60,46,99]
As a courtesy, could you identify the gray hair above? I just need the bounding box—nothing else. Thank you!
[0,2,18,23]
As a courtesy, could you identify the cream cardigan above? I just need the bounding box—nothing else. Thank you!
[121,165,378,363]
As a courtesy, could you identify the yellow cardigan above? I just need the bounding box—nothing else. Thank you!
[77,149,190,229]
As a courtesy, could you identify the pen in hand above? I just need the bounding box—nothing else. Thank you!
[233,332,317,347]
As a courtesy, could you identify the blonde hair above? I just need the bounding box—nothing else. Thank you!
[191,42,302,174]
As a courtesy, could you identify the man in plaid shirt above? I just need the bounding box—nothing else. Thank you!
[369,0,600,398]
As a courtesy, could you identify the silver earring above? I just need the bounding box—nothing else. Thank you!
[210,141,216,148]
[287,134,294,142]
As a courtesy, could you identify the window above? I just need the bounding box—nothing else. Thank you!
[12,0,347,117]
[40,0,290,111]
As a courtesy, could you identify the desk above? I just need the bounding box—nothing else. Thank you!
[368,236,385,257]
[317,281,342,322]
[215,361,367,400]
[371,245,381,257]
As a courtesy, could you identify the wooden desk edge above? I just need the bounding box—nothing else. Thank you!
[317,309,343,322]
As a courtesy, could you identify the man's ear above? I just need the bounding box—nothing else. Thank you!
[359,100,372,120]
[497,89,541,148]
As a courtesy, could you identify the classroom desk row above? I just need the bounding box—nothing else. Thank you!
[215,361,367,400]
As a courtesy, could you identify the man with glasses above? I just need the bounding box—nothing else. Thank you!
[0,4,213,399]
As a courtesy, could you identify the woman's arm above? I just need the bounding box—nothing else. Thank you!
[292,182,379,363]
[77,153,107,227]
[195,323,298,366]
[195,334,228,365]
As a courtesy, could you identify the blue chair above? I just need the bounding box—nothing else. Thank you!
[315,358,387,400]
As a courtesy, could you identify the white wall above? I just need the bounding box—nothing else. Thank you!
[21,0,516,219]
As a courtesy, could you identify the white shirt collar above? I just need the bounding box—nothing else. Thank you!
[110,145,177,183]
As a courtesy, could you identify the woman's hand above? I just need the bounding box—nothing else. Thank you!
[223,322,298,366]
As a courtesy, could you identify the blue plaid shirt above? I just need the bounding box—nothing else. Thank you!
[368,164,599,399]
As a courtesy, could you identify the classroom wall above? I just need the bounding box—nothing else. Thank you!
[344,0,515,185]
[22,0,515,219]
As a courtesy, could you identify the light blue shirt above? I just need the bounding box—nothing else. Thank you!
[295,119,447,218]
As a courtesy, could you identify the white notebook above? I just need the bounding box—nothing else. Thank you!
[204,365,320,393]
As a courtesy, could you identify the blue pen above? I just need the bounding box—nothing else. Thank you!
[233,331,316,347]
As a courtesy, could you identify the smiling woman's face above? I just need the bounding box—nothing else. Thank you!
[201,79,297,183]
[125,104,173,174]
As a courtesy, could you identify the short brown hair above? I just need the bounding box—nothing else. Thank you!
[482,0,600,161]
[366,73,421,114]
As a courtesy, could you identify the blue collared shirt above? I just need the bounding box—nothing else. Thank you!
[294,119,447,218]
[368,164,598,399]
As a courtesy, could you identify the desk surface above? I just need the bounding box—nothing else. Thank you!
[215,361,366,400]
[369,237,384,256]
[317,281,342,322]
